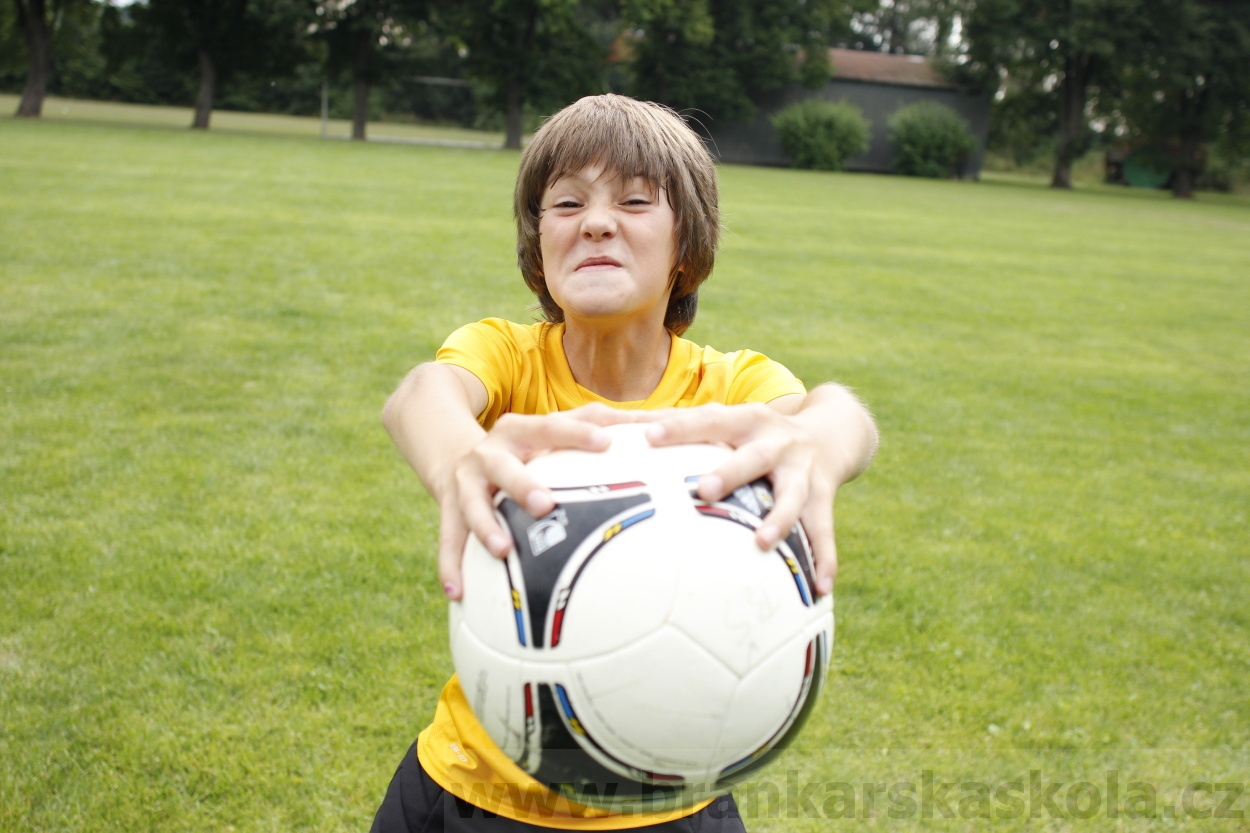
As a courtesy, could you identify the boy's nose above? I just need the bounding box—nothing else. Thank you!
[580,204,616,240]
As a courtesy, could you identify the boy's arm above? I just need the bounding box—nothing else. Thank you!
[382,362,489,504]
[381,362,622,599]
[642,383,878,596]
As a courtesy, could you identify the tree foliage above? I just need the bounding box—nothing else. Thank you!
[1112,0,1250,197]
[847,0,966,57]
[964,0,1144,188]
[313,0,431,139]
[446,0,605,149]
[9,0,97,115]
[624,0,858,121]
[138,0,311,127]
[5,0,1248,190]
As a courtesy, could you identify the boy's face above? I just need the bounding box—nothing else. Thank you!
[538,163,678,330]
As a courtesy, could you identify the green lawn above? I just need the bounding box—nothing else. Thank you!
[0,93,505,146]
[1,110,1248,832]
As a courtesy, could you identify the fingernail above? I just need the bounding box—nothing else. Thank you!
[699,474,723,500]
[758,524,780,548]
[645,424,666,442]
[525,491,553,517]
[443,582,459,598]
[486,533,510,556]
[818,577,833,596]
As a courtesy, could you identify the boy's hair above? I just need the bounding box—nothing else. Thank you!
[514,94,720,336]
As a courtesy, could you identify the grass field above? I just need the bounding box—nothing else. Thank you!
[0,93,505,146]
[2,107,1249,832]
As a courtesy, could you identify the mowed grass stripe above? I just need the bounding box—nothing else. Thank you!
[2,115,1249,831]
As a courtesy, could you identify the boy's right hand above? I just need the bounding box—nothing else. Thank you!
[437,404,635,600]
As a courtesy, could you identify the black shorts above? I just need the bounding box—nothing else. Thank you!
[370,743,747,833]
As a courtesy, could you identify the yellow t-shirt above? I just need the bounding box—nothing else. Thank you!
[421,318,806,829]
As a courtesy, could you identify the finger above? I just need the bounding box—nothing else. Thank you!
[474,443,556,518]
[755,464,808,552]
[800,497,837,597]
[456,466,514,558]
[644,403,764,446]
[495,412,612,458]
[437,502,469,601]
[695,439,779,503]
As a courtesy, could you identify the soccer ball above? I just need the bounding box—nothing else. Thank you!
[450,423,832,812]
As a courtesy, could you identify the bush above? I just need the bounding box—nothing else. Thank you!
[772,100,870,171]
[888,102,976,178]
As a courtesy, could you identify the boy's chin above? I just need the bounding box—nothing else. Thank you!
[561,300,667,328]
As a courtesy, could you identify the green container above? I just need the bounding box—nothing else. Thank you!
[1122,149,1171,188]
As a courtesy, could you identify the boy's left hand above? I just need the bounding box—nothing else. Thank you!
[636,386,877,598]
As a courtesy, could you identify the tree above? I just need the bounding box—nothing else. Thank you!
[10,0,88,116]
[1115,0,1250,197]
[965,0,1143,188]
[449,0,605,150]
[315,0,431,140]
[624,0,859,122]
[140,0,310,128]
[847,0,967,57]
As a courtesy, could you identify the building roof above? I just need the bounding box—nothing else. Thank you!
[828,48,955,89]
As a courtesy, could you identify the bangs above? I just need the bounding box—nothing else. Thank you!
[537,106,680,194]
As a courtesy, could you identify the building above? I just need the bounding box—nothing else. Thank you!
[705,48,992,176]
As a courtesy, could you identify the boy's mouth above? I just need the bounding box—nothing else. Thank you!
[576,256,622,270]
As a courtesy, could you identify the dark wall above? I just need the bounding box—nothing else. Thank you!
[706,79,993,176]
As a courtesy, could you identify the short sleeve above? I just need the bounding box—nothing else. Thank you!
[723,349,806,405]
[435,319,520,427]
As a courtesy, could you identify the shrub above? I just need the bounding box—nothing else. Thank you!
[888,102,976,178]
[772,100,871,172]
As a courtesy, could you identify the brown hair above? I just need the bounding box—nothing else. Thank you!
[514,94,720,335]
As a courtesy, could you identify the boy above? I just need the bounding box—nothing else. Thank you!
[375,94,878,831]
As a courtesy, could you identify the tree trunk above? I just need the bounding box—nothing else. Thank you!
[933,14,953,59]
[502,6,538,151]
[352,77,369,140]
[1171,133,1200,199]
[1171,86,1208,199]
[351,27,373,141]
[1051,55,1090,190]
[192,47,216,129]
[15,0,50,118]
[504,79,523,150]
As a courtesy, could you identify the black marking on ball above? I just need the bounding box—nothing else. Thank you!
[496,492,649,648]
[532,683,682,809]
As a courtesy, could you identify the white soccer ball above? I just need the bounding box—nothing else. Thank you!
[450,423,833,811]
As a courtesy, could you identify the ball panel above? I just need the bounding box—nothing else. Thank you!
[562,626,739,776]
[457,534,530,655]
[667,519,813,678]
[449,621,530,764]
[546,516,681,660]
[711,631,812,772]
